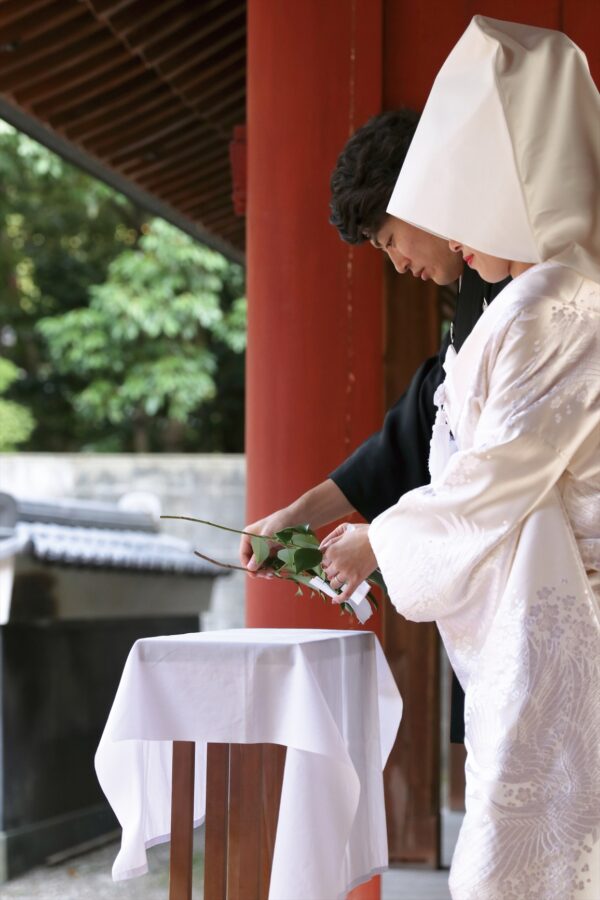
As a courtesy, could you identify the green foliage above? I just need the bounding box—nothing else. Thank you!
[0,122,246,452]
[37,218,246,448]
[0,357,19,392]
[0,358,35,450]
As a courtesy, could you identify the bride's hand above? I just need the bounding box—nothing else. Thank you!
[319,523,377,605]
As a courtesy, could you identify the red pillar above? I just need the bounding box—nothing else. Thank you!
[247,1,383,897]
[246,0,384,624]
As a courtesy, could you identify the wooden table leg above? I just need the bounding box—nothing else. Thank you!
[203,743,287,900]
[227,744,262,900]
[204,743,230,900]
[169,740,195,900]
[259,744,287,900]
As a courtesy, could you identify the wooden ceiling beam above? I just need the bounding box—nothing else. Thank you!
[122,137,223,183]
[147,155,230,198]
[167,180,230,212]
[0,0,61,30]
[108,0,188,37]
[119,124,216,177]
[58,76,168,137]
[85,0,141,15]
[101,113,199,166]
[172,45,245,96]
[142,6,245,66]
[218,220,245,241]
[143,146,228,190]
[0,30,116,89]
[86,101,194,158]
[0,13,102,75]
[199,209,237,232]
[14,43,131,105]
[33,58,142,118]
[199,85,246,120]
[122,4,215,58]
[0,0,85,46]
[181,65,245,108]
[156,24,245,82]
[64,57,245,145]
[185,189,233,219]
[90,92,243,162]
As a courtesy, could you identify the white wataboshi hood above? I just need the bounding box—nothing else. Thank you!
[387,15,600,283]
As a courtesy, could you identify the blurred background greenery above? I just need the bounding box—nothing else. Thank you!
[0,121,246,454]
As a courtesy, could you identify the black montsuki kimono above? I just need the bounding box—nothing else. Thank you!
[329,265,510,742]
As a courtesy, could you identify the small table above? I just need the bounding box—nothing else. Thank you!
[95,628,402,900]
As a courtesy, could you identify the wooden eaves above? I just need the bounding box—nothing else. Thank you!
[0,0,246,264]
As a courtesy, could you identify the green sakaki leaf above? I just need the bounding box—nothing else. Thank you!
[276,548,297,569]
[291,532,319,548]
[366,591,379,609]
[250,534,271,566]
[367,569,387,593]
[292,547,322,572]
[292,523,313,534]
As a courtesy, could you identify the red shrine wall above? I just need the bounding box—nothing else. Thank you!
[384,0,599,114]
[246,0,385,633]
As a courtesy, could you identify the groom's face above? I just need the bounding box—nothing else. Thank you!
[371,215,463,285]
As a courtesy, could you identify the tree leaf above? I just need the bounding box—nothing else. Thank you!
[250,534,271,566]
[291,532,319,548]
[292,547,322,572]
[367,569,387,593]
[276,547,297,569]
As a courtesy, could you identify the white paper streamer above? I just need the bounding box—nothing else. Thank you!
[308,576,372,624]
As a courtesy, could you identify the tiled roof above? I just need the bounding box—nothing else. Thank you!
[13,521,222,577]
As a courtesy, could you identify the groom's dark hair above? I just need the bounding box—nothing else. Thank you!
[329,108,420,244]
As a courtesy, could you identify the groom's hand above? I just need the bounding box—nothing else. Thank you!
[240,509,289,576]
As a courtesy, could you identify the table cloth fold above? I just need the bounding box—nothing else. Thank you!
[95,628,402,900]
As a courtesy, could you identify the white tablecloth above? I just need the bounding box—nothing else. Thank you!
[95,628,403,900]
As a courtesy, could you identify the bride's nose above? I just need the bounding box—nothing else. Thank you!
[448,240,462,254]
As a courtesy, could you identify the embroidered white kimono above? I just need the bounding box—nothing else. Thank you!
[369,262,600,899]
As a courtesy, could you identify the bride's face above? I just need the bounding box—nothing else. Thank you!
[448,241,512,283]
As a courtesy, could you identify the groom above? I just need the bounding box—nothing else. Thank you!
[239,109,510,742]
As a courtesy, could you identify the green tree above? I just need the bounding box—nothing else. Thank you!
[0,121,147,450]
[37,219,246,452]
[0,122,246,452]
[0,358,34,451]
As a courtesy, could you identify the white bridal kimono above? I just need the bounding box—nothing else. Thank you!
[369,262,600,899]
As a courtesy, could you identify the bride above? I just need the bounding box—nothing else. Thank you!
[320,16,600,899]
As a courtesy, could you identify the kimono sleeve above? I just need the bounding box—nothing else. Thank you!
[368,296,600,622]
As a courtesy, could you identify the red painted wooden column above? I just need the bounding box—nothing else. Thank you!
[247,1,383,897]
